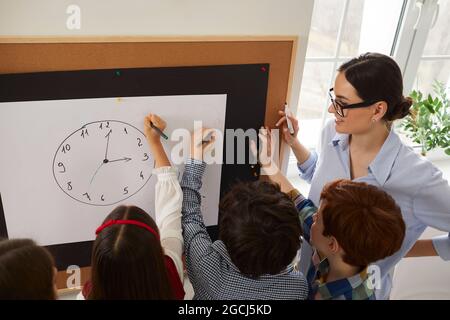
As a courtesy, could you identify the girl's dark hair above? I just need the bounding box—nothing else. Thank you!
[219,181,302,278]
[338,52,412,121]
[0,238,56,300]
[89,205,174,300]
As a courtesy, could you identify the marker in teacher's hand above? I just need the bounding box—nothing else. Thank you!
[284,103,295,135]
[149,121,168,140]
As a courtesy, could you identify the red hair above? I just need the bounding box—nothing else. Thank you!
[320,179,405,267]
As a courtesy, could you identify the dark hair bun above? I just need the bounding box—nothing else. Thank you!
[387,96,412,121]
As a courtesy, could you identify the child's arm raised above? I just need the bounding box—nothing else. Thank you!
[144,114,184,281]
[255,127,318,244]
[180,128,218,291]
[144,114,170,168]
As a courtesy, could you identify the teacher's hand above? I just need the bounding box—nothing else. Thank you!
[275,110,299,147]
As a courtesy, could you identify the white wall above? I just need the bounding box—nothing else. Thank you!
[0,0,313,108]
[0,0,312,37]
[0,0,314,171]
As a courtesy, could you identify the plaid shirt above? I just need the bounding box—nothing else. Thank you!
[293,193,375,300]
[181,159,309,300]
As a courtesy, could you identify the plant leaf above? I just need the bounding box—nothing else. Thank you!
[424,102,435,114]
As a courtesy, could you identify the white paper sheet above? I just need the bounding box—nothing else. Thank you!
[0,94,226,246]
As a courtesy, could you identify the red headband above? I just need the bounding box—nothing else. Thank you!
[95,219,159,240]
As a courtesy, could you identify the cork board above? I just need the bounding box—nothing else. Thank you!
[0,38,296,291]
[0,38,296,126]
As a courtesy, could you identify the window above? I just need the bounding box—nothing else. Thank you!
[296,0,405,151]
[288,0,448,181]
[414,0,450,94]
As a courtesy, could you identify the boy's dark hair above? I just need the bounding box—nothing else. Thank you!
[0,238,56,300]
[320,179,406,267]
[89,205,174,300]
[219,180,302,278]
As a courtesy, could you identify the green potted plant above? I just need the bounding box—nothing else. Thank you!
[400,80,450,157]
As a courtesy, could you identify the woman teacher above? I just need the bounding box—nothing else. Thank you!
[277,53,450,299]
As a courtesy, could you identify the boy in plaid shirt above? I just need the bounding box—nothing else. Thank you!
[180,128,308,300]
[259,128,406,300]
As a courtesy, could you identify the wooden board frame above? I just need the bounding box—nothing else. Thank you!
[0,36,297,290]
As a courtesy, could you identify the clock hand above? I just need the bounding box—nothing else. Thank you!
[104,129,112,161]
[89,155,128,186]
[89,162,104,185]
[107,157,132,163]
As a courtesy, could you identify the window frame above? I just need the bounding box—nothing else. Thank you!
[288,0,444,172]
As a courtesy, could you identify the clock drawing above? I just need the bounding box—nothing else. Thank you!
[53,120,154,206]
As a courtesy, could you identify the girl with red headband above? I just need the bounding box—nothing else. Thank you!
[82,114,184,300]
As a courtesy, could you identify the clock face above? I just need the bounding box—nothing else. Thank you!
[52,120,154,206]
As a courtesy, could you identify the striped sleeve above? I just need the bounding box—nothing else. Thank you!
[293,192,318,244]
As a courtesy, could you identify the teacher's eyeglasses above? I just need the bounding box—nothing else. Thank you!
[328,88,378,117]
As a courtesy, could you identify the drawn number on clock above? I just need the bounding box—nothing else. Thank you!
[67,181,72,191]
[58,162,66,173]
[123,187,129,195]
[61,144,71,154]
[140,171,144,180]
[142,153,149,161]
[99,122,110,129]
[124,127,128,134]
[81,128,89,139]
[82,192,91,201]
[101,194,105,201]
[137,138,143,147]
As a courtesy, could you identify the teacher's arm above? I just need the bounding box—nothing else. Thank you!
[405,239,438,257]
[407,167,450,259]
[275,110,323,183]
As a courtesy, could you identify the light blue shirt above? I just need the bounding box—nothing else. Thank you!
[297,119,450,300]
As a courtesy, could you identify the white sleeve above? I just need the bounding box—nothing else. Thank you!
[75,290,85,300]
[154,166,184,281]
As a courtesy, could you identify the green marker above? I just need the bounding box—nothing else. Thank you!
[149,121,168,140]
